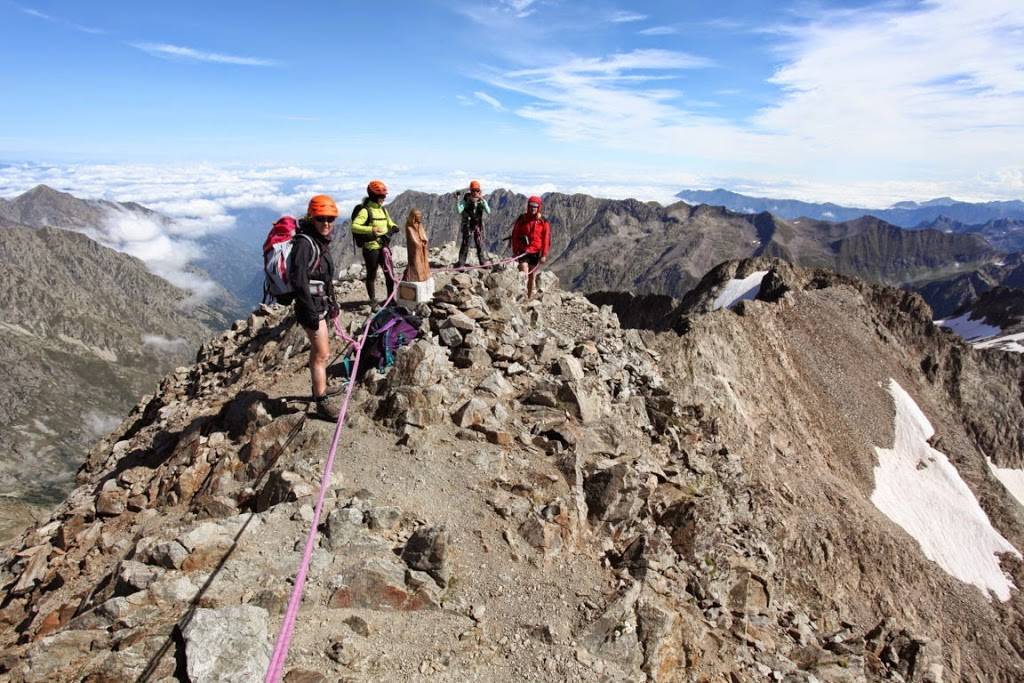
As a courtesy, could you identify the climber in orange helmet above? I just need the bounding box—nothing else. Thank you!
[351,180,398,307]
[290,194,342,420]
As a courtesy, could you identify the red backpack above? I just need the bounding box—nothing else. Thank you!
[262,216,319,304]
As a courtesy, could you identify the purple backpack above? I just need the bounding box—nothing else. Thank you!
[342,308,420,380]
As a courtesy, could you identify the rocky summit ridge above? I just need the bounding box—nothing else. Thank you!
[2,248,1024,682]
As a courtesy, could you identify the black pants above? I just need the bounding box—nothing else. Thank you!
[363,247,395,302]
[458,224,487,266]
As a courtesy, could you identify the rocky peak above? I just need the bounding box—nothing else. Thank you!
[0,185,141,231]
[2,246,1024,681]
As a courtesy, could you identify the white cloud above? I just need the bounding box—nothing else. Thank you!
[142,334,190,352]
[638,26,677,36]
[482,49,724,148]
[130,42,279,67]
[705,17,746,31]
[609,11,647,23]
[500,0,539,18]
[19,6,52,20]
[754,0,1024,174]
[17,5,104,34]
[506,49,712,77]
[473,1,1024,202]
[82,209,222,301]
[83,411,121,438]
[473,91,505,111]
[69,23,105,35]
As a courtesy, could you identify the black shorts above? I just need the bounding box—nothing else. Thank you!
[520,252,541,268]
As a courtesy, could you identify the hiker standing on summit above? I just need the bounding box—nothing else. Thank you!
[351,180,397,306]
[456,180,490,268]
[290,195,342,420]
[510,195,551,299]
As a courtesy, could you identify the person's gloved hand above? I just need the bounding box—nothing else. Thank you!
[328,300,340,321]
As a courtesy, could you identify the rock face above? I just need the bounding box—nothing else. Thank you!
[914,252,1024,317]
[0,220,231,542]
[2,248,1024,682]
[951,285,1024,334]
[182,605,272,682]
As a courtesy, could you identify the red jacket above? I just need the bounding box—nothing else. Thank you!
[511,214,551,258]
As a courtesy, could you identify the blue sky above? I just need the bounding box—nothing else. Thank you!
[1,0,1023,206]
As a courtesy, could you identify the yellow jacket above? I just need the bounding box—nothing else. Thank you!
[351,201,396,251]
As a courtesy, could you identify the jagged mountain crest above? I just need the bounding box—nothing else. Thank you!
[376,189,1001,305]
[2,251,1024,681]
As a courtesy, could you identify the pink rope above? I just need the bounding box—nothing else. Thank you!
[331,317,358,347]
[264,252,399,683]
[433,253,524,274]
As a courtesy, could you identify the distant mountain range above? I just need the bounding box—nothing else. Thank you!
[676,188,1024,228]
[4,184,1016,319]
[381,189,1003,315]
[914,216,1024,254]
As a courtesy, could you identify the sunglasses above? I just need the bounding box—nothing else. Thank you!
[313,216,336,224]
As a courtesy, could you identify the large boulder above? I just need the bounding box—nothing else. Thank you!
[387,339,452,387]
[400,525,450,587]
[182,605,271,683]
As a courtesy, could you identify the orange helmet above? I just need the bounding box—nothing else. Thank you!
[469,180,481,191]
[367,180,388,197]
[307,194,339,218]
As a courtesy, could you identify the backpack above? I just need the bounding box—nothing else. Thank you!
[460,193,486,230]
[340,307,421,380]
[262,216,320,304]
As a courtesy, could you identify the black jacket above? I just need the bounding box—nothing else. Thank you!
[288,220,336,330]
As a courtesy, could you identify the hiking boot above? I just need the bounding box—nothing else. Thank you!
[313,395,340,421]
[323,381,347,397]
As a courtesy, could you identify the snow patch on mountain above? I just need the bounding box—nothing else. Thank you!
[935,313,1000,342]
[871,379,1020,601]
[974,332,1024,354]
[711,270,768,310]
[987,458,1024,509]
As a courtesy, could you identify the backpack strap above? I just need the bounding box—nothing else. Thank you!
[295,233,321,271]
[374,318,401,336]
